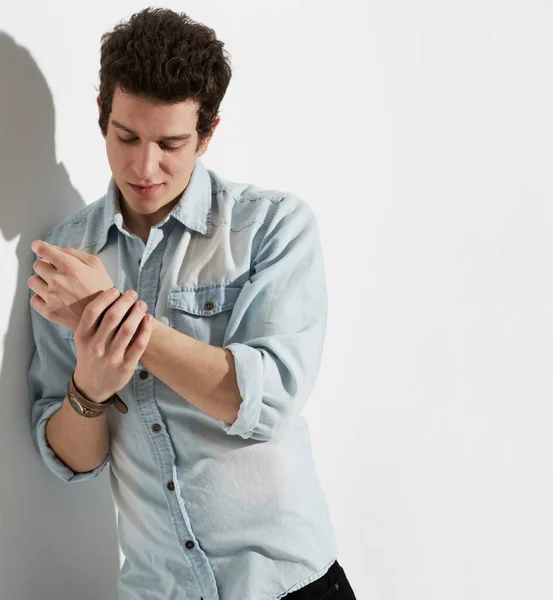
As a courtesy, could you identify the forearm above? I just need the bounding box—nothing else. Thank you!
[139,318,242,424]
[45,394,110,474]
[44,314,242,471]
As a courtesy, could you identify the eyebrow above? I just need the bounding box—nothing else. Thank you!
[111,119,192,141]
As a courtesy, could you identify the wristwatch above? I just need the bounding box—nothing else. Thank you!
[67,374,128,418]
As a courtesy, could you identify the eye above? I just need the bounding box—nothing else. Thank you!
[117,136,181,153]
[159,143,181,153]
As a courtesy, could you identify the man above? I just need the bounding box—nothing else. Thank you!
[28,7,357,600]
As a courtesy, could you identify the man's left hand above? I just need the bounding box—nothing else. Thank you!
[28,240,115,331]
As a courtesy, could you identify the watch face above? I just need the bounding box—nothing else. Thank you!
[68,391,100,416]
[68,392,85,415]
[68,389,104,418]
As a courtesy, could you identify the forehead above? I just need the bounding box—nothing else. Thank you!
[110,86,199,133]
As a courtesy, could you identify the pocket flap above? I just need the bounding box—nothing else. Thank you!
[167,284,242,316]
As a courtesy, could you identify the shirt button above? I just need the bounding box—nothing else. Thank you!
[139,370,149,380]
[204,300,214,310]
[167,481,175,491]
[185,540,195,549]
[152,424,161,432]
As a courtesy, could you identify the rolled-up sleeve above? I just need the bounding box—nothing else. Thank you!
[28,247,110,483]
[222,195,328,441]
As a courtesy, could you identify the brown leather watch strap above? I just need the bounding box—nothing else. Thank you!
[69,375,111,415]
[69,375,128,415]
[111,393,128,414]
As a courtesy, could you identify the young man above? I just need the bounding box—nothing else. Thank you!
[27,7,357,600]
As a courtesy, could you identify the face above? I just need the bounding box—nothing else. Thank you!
[98,85,219,237]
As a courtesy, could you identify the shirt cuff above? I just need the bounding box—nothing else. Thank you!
[220,342,264,438]
[34,401,110,483]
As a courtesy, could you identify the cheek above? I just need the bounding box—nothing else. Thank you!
[106,142,126,173]
[105,139,117,164]
[165,153,195,178]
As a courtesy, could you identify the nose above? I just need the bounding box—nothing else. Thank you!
[132,142,160,182]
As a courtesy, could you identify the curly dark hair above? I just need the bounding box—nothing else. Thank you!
[97,7,232,151]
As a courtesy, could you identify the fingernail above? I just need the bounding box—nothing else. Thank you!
[128,290,138,299]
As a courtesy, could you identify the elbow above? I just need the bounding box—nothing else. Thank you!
[227,399,300,442]
[223,342,314,441]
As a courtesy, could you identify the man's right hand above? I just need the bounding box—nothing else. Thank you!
[73,288,153,402]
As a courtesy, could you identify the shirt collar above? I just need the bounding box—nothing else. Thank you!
[99,158,213,252]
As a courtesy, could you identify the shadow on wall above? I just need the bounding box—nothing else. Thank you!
[0,32,119,599]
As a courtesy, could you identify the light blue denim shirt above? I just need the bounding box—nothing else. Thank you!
[28,158,337,600]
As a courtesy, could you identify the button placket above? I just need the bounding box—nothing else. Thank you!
[131,225,215,595]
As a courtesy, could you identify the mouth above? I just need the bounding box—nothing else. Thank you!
[129,183,163,196]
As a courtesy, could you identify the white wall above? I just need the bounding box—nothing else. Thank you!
[0,1,550,599]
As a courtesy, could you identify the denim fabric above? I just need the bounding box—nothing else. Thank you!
[28,158,337,599]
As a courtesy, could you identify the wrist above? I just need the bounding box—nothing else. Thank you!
[73,370,111,404]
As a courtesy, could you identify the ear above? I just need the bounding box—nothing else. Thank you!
[197,116,221,157]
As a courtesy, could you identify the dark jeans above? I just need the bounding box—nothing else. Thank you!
[201,560,356,600]
[282,560,357,600]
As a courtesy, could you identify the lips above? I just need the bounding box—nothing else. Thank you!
[130,183,163,195]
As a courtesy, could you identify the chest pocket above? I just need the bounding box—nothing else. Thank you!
[167,284,242,347]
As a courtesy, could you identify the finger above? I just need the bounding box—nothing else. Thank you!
[31,240,74,271]
[123,314,153,367]
[29,292,47,317]
[77,287,122,338]
[60,247,97,266]
[110,300,148,357]
[95,290,139,347]
[32,258,57,281]
[27,273,49,298]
